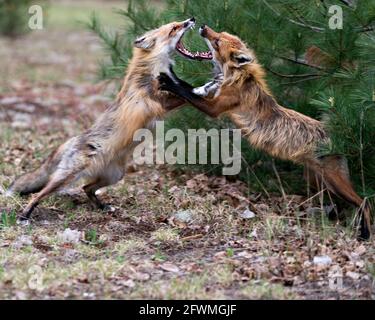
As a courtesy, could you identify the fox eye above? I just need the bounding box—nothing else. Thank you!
[214,39,220,47]
[169,25,178,36]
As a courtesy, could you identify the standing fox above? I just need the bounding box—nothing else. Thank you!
[159,25,372,240]
[7,18,208,222]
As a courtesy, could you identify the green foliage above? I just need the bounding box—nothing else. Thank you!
[87,12,130,81]
[152,250,167,262]
[0,0,33,37]
[85,228,104,246]
[90,0,375,197]
[0,210,17,228]
[85,228,96,242]
[226,247,234,257]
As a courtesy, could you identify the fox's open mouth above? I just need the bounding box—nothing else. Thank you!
[176,29,213,60]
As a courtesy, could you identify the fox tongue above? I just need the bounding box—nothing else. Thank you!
[176,39,212,60]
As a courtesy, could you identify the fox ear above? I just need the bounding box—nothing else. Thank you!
[134,36,156,50]
[232,52,253,67]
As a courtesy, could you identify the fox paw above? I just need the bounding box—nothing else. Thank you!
[158,73,176,91]
[92,202,116,212]
[193,86,209,97]
[16,218,30,226]
[99,204,116,213]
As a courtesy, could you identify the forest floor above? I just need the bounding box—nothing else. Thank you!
[0,0,374,300]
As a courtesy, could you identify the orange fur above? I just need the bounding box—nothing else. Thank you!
[163,25,372,239]
[9,19,195,220]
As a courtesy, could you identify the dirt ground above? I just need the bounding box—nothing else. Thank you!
[0,1,374,300]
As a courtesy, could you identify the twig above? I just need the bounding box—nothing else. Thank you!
[262,0,324,32]
[224,133,271,199]
[286,19,324,32]
[281,75,322,85]
[275,55,326,71]
[0,182,25,210]
[338,0,355,7]
[272,160,287,202]
[319,176,325,230]
[326,187,339,221]
[233,141,271,199]
[358,25,374,33]
[359,109,366,193]
[265,67,321,78]
[286,3,326,31]
[181,234,203,241]
[296,188,327,208]
[264,0,369,33]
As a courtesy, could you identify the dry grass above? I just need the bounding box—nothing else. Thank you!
[1,127,374,299]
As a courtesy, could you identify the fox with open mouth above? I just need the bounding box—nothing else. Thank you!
[7,18,210,222]
[159,24,372,240]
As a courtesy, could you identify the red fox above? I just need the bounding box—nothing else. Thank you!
[7,18,209,222]
[159,25,372,240]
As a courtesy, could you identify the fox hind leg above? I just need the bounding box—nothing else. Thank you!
[324,173,371,240]
[307,155,372,240]
[18,170,79,221]
[303,166,342,221]
[83,164,125,211]
[83,178,110,210]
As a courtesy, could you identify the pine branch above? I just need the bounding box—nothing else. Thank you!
[290,20,324,32]
[319,0,328,13]
[116,8,150,32]
[265,66,322,78]
[261,0,324,32]
[338,0,355,8]
[275,55,327,71]
[286,5,325,32]
[115,0,161,33]
[357,25,375,33]
[281,75,323,85]
[87,13,120,54]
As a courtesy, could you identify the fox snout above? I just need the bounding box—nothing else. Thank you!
[199,24,207,36]
[184,17,195,28]
[199,24,217,40]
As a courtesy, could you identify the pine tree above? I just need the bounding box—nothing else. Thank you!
[89,0,375,199]
[0,0,33,37]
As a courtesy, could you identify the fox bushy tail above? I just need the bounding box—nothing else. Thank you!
[7,149,61,196]
[8,165,50,196]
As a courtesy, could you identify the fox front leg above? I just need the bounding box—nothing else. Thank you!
[193,71,223,98]
[158,73,194,99]
[158,72,240,118]
[193,81,221,98]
